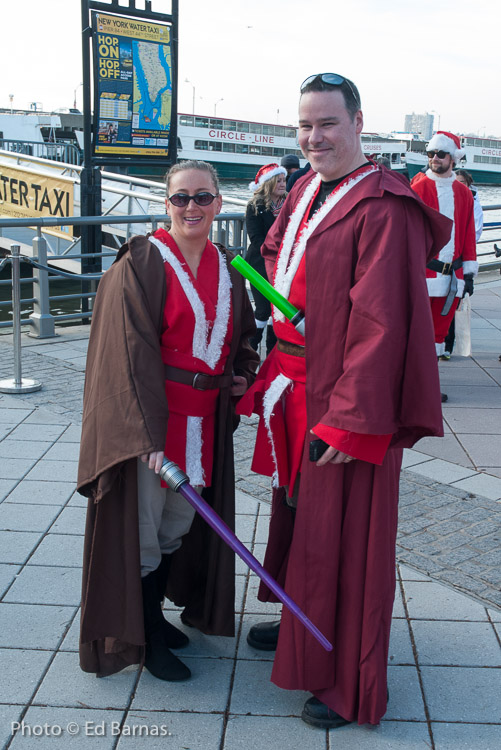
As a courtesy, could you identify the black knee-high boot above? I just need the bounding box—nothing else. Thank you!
[154,555,189,648]
[141,570,191,681]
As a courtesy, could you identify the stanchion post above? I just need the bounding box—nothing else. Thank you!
[29,232,56,339]
[0,244,42,394]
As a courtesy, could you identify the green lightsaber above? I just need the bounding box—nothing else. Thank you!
[231,255,305,336]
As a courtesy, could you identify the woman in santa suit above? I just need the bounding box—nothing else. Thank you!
[78,160,258,684]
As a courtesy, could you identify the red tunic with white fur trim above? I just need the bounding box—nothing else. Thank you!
[150,229,233,487]
[411,170,478,297]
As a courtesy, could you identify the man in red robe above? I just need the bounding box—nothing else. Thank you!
[411,131,478,401]
[237,73,452,728]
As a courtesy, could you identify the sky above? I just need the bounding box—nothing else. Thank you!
[1,0,500,137]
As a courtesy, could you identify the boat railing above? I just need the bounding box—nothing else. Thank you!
[0,138,82,166]
[0,210,248,337]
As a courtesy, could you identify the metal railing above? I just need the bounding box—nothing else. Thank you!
[1,204,500,338]
[0,211,247,337]
[0,138,82,165]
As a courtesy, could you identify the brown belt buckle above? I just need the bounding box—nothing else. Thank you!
[441,262,451,275]
[192,373,207,390]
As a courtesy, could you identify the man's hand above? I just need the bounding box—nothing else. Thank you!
[463,274,474,297]
[140,451,164,474]
[316,445,356,466]
[231,375,248,397]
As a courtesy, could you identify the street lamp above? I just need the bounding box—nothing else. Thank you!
[430,110,440,134]
[73,83,83,110]
[9,94,14,115]
[185,78,195,115]
[214,98,223,116]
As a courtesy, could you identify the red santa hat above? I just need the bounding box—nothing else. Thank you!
[427,131,465,161]
[248,163,287,192]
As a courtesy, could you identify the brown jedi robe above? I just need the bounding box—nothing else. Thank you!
[258,166,452,724]
[77,235,258,676]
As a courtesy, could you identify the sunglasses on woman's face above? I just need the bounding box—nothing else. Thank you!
[168,192,218,208]
[427,150,449,159]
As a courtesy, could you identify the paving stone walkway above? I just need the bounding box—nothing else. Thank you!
[0,280,500,749]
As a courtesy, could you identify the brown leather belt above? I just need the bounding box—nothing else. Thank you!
[277,339,306,358]
[164,364,233,391]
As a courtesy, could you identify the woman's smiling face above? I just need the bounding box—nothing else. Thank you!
[166,169,222,244]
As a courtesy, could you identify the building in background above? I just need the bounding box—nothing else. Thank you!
[404,112,434,141]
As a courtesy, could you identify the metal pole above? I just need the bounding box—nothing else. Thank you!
[0,245,42,394]
[29,232,56,338]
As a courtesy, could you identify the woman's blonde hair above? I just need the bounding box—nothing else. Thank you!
[249,175,285,214]
[165,159,220,195]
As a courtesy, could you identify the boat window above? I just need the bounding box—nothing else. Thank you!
[209,142,222,151]
[249,123,262,134]
[239,122,250,133]
[223,143,235,152]
[273,148,285,157]
[223,120,237,131]
[209,119,223,129]
[262,125,274,136]
[194,139,209,150]
[285,127,296,138]
[262,146,273,156]
[249,145,261,154]
[474,138,483,147]
[195,117,209,128]
[180,115,194,126]
[274,126,285,138]
[236,144,249,154]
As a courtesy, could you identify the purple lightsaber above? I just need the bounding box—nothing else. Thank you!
[159,459,333,652]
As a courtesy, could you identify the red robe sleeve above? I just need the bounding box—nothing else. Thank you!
[311,425,392,465]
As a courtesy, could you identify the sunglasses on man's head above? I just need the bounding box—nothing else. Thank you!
[427,150,449,159]
[168,192,218,208]
[300,73,361,109]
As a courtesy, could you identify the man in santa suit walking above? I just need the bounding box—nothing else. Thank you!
[411,131,478,401]
[237,73,452,729]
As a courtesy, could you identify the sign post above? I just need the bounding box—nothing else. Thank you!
[80,0,178,276]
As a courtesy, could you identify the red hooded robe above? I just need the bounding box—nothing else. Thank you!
[238,165,452,725]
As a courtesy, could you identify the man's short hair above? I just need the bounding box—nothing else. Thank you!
[300,75,361,121]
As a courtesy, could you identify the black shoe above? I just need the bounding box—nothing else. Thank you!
[441,392,448,403]
[301,696,351,729]
[142,571,191,681]
[155,556,189,649]
[247,620,280,651]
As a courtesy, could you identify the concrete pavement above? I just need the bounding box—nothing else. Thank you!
[0,278,500,748]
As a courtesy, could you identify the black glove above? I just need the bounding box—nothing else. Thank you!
[463,274,474,297]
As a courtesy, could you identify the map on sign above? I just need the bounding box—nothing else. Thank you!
[133,41,172,131]
[92,12,174,158]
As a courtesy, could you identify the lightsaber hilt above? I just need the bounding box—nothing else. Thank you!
[231,255,305,338]
[159,459,189,492]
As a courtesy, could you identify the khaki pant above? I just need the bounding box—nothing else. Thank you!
[137,458,198,576]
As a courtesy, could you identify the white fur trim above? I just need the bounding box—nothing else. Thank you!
[185,416,204,486]
[249,166,287,192]
[463,260,479,277]
[273,166,377,323]
[150,236,232,370]
[262,374,292,488]
[425,171,456,265]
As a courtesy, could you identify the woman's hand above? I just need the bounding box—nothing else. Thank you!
[140,451,165,474]
[231,375,248,397]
